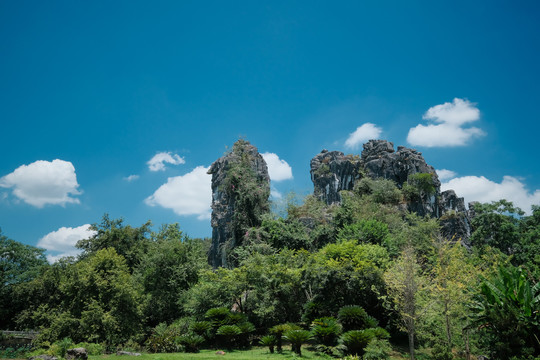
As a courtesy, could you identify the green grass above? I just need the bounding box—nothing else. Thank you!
[90,347,332,360]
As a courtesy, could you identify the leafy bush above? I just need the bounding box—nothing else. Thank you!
[74,342,105,355]
[145,323,182,353]
[0,345,32,359]
[354,178,402,205]
[469,265,540,359]
[430,343,453,360]
[338,305,378,332]
[50,337,73,358]
[338,219,390,245]
[363,338,392,360]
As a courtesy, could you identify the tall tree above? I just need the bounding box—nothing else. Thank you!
[470,200,523,255]
[427,238,478,354]
[384,246,427,360]
[138,223,209,327]
[31,248,144,344]
[0,231,48,329]
[76,214,151,271]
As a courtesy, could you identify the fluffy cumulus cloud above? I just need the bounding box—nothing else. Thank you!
[436,169,457,182]
[145,166,212,219]
[407,98,485,147]
[0,159,81,207]
[442,175,540,214]
[38,224,96,263]
[261,153,293,181]
[147,152,185,171]
[345,123,382,149]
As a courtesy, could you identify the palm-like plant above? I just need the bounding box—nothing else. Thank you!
[311,317,342,346]
[205,307,231,327]
[338,305,378,331]
[190,321,212,338]
[216,325,241,349]
[340,328,389,356]
[259,335,277,353]
[270,323,301,352]
[469,265,540,358]
[284,329,312,356]
[177,334,204,353]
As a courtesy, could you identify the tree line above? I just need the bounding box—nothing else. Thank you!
[1,173,539,359]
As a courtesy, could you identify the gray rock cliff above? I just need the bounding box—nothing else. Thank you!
[207,140,270,268]
[310,140,471,242]
[310,150,363,205]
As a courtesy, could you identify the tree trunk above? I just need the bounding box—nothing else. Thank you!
[445,299,452,349]
[464,328,470,360]
[408,330,415,360]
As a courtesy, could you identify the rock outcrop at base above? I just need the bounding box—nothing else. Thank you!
[207,140,270,268]
[310,140,471,242]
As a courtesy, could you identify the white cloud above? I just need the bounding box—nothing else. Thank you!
[442,175,540,214]
[145,166,212,219]
[261,153,293,181]
[423,98,480,125]
[38,224,96,263]
[436,169,457,182]
[270,187,283,199]
[407,98,485,147]
[0,159,81,207]
[124,174,140,182]
[345,123,382,149]
[147,152,185,171]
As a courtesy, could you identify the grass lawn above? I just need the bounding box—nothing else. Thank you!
[90,347,332,360]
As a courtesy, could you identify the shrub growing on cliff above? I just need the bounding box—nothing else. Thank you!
[337,219,390,245]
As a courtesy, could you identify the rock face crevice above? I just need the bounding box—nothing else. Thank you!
[310,140,471,242]
[207,140,270,268]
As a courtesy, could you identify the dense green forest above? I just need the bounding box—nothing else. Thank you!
[1,163,539,359]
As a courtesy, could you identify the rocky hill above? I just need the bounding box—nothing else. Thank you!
[209,139,472,267]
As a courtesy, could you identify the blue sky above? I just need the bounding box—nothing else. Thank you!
[1,1,540,261]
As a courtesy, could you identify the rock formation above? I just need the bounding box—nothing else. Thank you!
[207,140,270,268]
[310,150,363,205]
[310,140,471,242]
